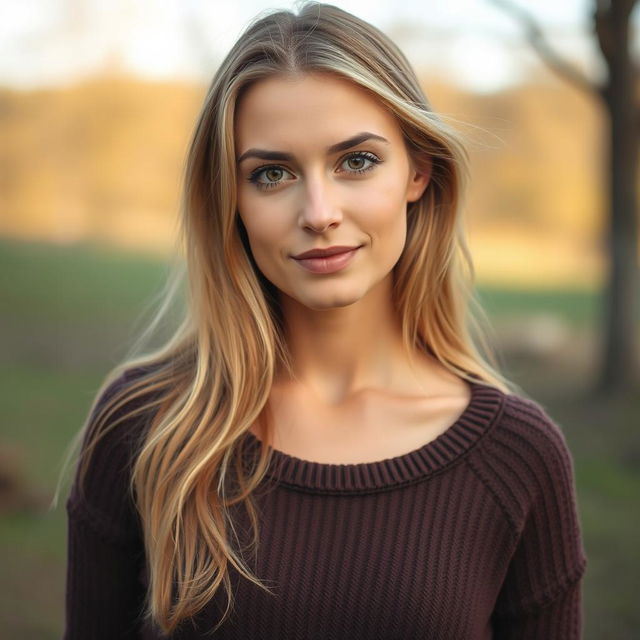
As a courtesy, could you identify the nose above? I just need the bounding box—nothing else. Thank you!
[298,176,342,233]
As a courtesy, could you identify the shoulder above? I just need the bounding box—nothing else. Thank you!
[468,388,579,535]
[499,391,574,464]
[66,364,164,543]
[82,364,162,471]
[474,390,588,614]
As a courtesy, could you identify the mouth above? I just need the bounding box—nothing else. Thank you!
[292,245,361,260]
[291,245,362,275]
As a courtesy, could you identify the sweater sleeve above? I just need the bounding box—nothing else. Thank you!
[63,370,152,640]
[489,396,588,639]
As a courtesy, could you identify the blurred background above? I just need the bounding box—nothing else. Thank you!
[0,0,638,638]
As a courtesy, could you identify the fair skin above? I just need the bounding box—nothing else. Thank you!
[236,72,471,463]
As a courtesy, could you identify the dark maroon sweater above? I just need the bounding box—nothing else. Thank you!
[64,372,587,639]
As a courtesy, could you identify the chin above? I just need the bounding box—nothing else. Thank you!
[297,289,365,311]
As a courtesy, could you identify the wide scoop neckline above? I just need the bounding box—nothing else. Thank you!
[242,378,506,494]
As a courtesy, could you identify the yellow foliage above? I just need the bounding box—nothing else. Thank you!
[0,73,609,285]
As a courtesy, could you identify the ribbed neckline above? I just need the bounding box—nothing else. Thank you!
[242,379,506,494]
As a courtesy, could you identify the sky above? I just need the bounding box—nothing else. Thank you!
[1,0,636,93]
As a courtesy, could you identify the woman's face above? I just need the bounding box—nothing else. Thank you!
[235,72,430,311]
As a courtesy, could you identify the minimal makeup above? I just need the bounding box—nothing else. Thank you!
[235,72,430,311]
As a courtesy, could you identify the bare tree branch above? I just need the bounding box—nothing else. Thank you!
[488,0,601,97]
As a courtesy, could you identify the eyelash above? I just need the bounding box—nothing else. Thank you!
[247,151,382,191]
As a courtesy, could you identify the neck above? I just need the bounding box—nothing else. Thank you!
[277,275,426,403]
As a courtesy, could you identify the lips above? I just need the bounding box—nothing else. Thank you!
[291,245,361,274]
[292,245,360,259]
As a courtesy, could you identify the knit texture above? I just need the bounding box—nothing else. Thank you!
[64,371,588,639]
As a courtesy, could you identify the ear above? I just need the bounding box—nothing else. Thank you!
[406,156,432,203]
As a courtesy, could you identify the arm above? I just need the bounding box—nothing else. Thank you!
[64,502,146,639]
[492,579,583,639]
[63,371,151,639]
[491,401,588,639]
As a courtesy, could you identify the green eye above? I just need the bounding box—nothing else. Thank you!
[264,168,284,182]
[340,151,381,174]
[346,156,366,170]
[248,165,293,190]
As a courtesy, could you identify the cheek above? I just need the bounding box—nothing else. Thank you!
[237,201,288,276]
[242,220,278,264]
[352,177,408,240]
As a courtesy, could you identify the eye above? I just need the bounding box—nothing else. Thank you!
[339,151,381,175]
[248,165,294,190]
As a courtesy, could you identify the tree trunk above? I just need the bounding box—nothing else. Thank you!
[596,0,639,394]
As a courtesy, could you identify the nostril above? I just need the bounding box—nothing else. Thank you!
[299,205,342,232]
[303,219,339,233]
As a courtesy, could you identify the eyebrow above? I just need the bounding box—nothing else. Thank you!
[236,131,389,164]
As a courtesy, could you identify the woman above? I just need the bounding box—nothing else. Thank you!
[64,3,587,638]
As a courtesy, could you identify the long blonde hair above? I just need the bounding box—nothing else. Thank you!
[71,3,519,634]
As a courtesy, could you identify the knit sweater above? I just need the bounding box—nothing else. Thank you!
[64,371,588,639]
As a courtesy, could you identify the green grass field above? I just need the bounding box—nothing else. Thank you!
[1,237,638,639]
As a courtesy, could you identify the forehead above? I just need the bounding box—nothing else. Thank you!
[234,72,402,152]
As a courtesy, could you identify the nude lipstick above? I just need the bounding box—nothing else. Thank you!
[292,245,361,274]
